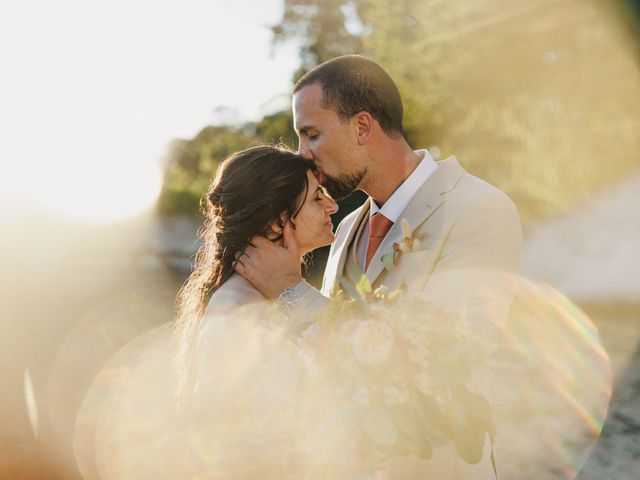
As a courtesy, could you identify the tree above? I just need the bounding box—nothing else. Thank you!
[159,125,259,214]
[253,110,297,149]
[272,0,363,81]
[270,0,640,224]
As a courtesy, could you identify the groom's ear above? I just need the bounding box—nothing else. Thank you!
[353,111,373,145]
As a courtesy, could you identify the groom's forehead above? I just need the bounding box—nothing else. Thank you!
[294,83,324,105]
[293,84,335,117]
[294,100,340,133]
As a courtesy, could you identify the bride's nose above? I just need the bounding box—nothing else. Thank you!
[325,197,338,215]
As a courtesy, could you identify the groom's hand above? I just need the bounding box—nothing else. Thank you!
[233,220,303,299]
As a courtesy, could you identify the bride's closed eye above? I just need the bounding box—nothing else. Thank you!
[314,186,331,203]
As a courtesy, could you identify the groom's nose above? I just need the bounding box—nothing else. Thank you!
[297,140,313,160]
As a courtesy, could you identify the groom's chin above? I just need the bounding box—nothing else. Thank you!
[324,179,356,201]
[321,169,366,200]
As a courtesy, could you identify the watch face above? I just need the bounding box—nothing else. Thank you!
[279,289,302,312]
[280,290,301,303]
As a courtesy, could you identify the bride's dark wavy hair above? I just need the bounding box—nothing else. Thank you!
[174,145,316,399]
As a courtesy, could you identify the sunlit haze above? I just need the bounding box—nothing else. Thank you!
[0,0,297,223]
[1,2,639,478]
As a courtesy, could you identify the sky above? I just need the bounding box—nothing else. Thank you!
[0,0,298,222]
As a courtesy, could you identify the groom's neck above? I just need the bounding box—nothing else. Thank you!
[361,140,421,206]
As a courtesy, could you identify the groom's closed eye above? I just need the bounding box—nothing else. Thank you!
[298,127,318,139]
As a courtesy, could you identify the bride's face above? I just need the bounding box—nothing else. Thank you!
[292,170,338,255]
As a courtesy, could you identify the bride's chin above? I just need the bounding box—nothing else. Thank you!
[321,233,335,247]
[306,236,334,254]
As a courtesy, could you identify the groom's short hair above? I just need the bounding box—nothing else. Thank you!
[293,55,404,137]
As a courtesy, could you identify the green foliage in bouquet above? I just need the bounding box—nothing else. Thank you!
[304,264,500,475]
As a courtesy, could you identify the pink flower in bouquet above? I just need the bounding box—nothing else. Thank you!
[351,320,395,366]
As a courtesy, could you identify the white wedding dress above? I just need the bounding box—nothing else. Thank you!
[189,274,353,479]
[73,274,332,479]
[194,275,494,480]
[74,273,612,480]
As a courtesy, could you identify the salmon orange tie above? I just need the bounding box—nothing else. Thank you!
[366,212,394,269]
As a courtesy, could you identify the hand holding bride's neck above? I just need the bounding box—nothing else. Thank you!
[234,221,303,299]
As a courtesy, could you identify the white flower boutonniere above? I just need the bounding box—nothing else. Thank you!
[381,219,424,272]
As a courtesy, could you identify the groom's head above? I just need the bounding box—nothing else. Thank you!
[292,55,404,199]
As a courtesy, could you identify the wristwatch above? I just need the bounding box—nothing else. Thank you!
[278,286,303,314]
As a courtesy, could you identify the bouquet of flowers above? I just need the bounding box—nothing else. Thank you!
[301,263,501,476]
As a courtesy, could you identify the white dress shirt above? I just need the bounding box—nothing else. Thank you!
[356,149,438,269]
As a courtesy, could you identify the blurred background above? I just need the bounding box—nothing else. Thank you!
[1,0,639,478]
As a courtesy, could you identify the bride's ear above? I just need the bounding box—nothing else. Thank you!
[265,221,282,241]
[265,213,288,241]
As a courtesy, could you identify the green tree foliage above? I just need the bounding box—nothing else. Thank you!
[159,110,301,215]
[254,110,297,148]
[272,0,363,81]
[160,0,640,226]
[159,125,260,214]
[354,0,471,147]
[270,0,640,224]
[271,0,468,144]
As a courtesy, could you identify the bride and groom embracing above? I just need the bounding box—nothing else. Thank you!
[181,54,521,321]
[172,55,523,477]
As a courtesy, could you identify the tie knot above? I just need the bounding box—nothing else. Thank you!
[369,212,393,238]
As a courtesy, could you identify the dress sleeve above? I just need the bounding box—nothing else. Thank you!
[282,280,331,336]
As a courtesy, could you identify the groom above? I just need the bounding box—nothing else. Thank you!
[235,55,522,315]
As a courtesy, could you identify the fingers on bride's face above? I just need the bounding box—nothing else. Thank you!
[292,170,338,254]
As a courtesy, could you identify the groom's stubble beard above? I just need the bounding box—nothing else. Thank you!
[321,167,368,200]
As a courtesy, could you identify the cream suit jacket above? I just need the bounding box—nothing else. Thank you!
[295,156,522,313]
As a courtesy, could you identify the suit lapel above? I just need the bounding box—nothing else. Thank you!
[322,201,371,295]
[365,186,442,284]
[365,157,465,285]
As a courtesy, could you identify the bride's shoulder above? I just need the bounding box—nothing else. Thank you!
[204,274,267,316]
[198,274,275,346]
[195,278,308,387]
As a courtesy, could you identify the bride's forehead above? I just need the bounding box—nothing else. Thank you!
[306,169,320,185]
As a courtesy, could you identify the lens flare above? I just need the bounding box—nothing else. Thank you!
[67,272,611,479]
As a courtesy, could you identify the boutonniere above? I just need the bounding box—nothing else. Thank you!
[381,219,424,272]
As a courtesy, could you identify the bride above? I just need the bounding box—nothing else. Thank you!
[174,143,337,385]
[175,144,337,322]
[174,145,342,478]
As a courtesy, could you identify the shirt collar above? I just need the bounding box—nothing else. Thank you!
[369,149,437,222]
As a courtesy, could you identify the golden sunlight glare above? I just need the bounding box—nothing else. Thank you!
[36,154,164,224]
